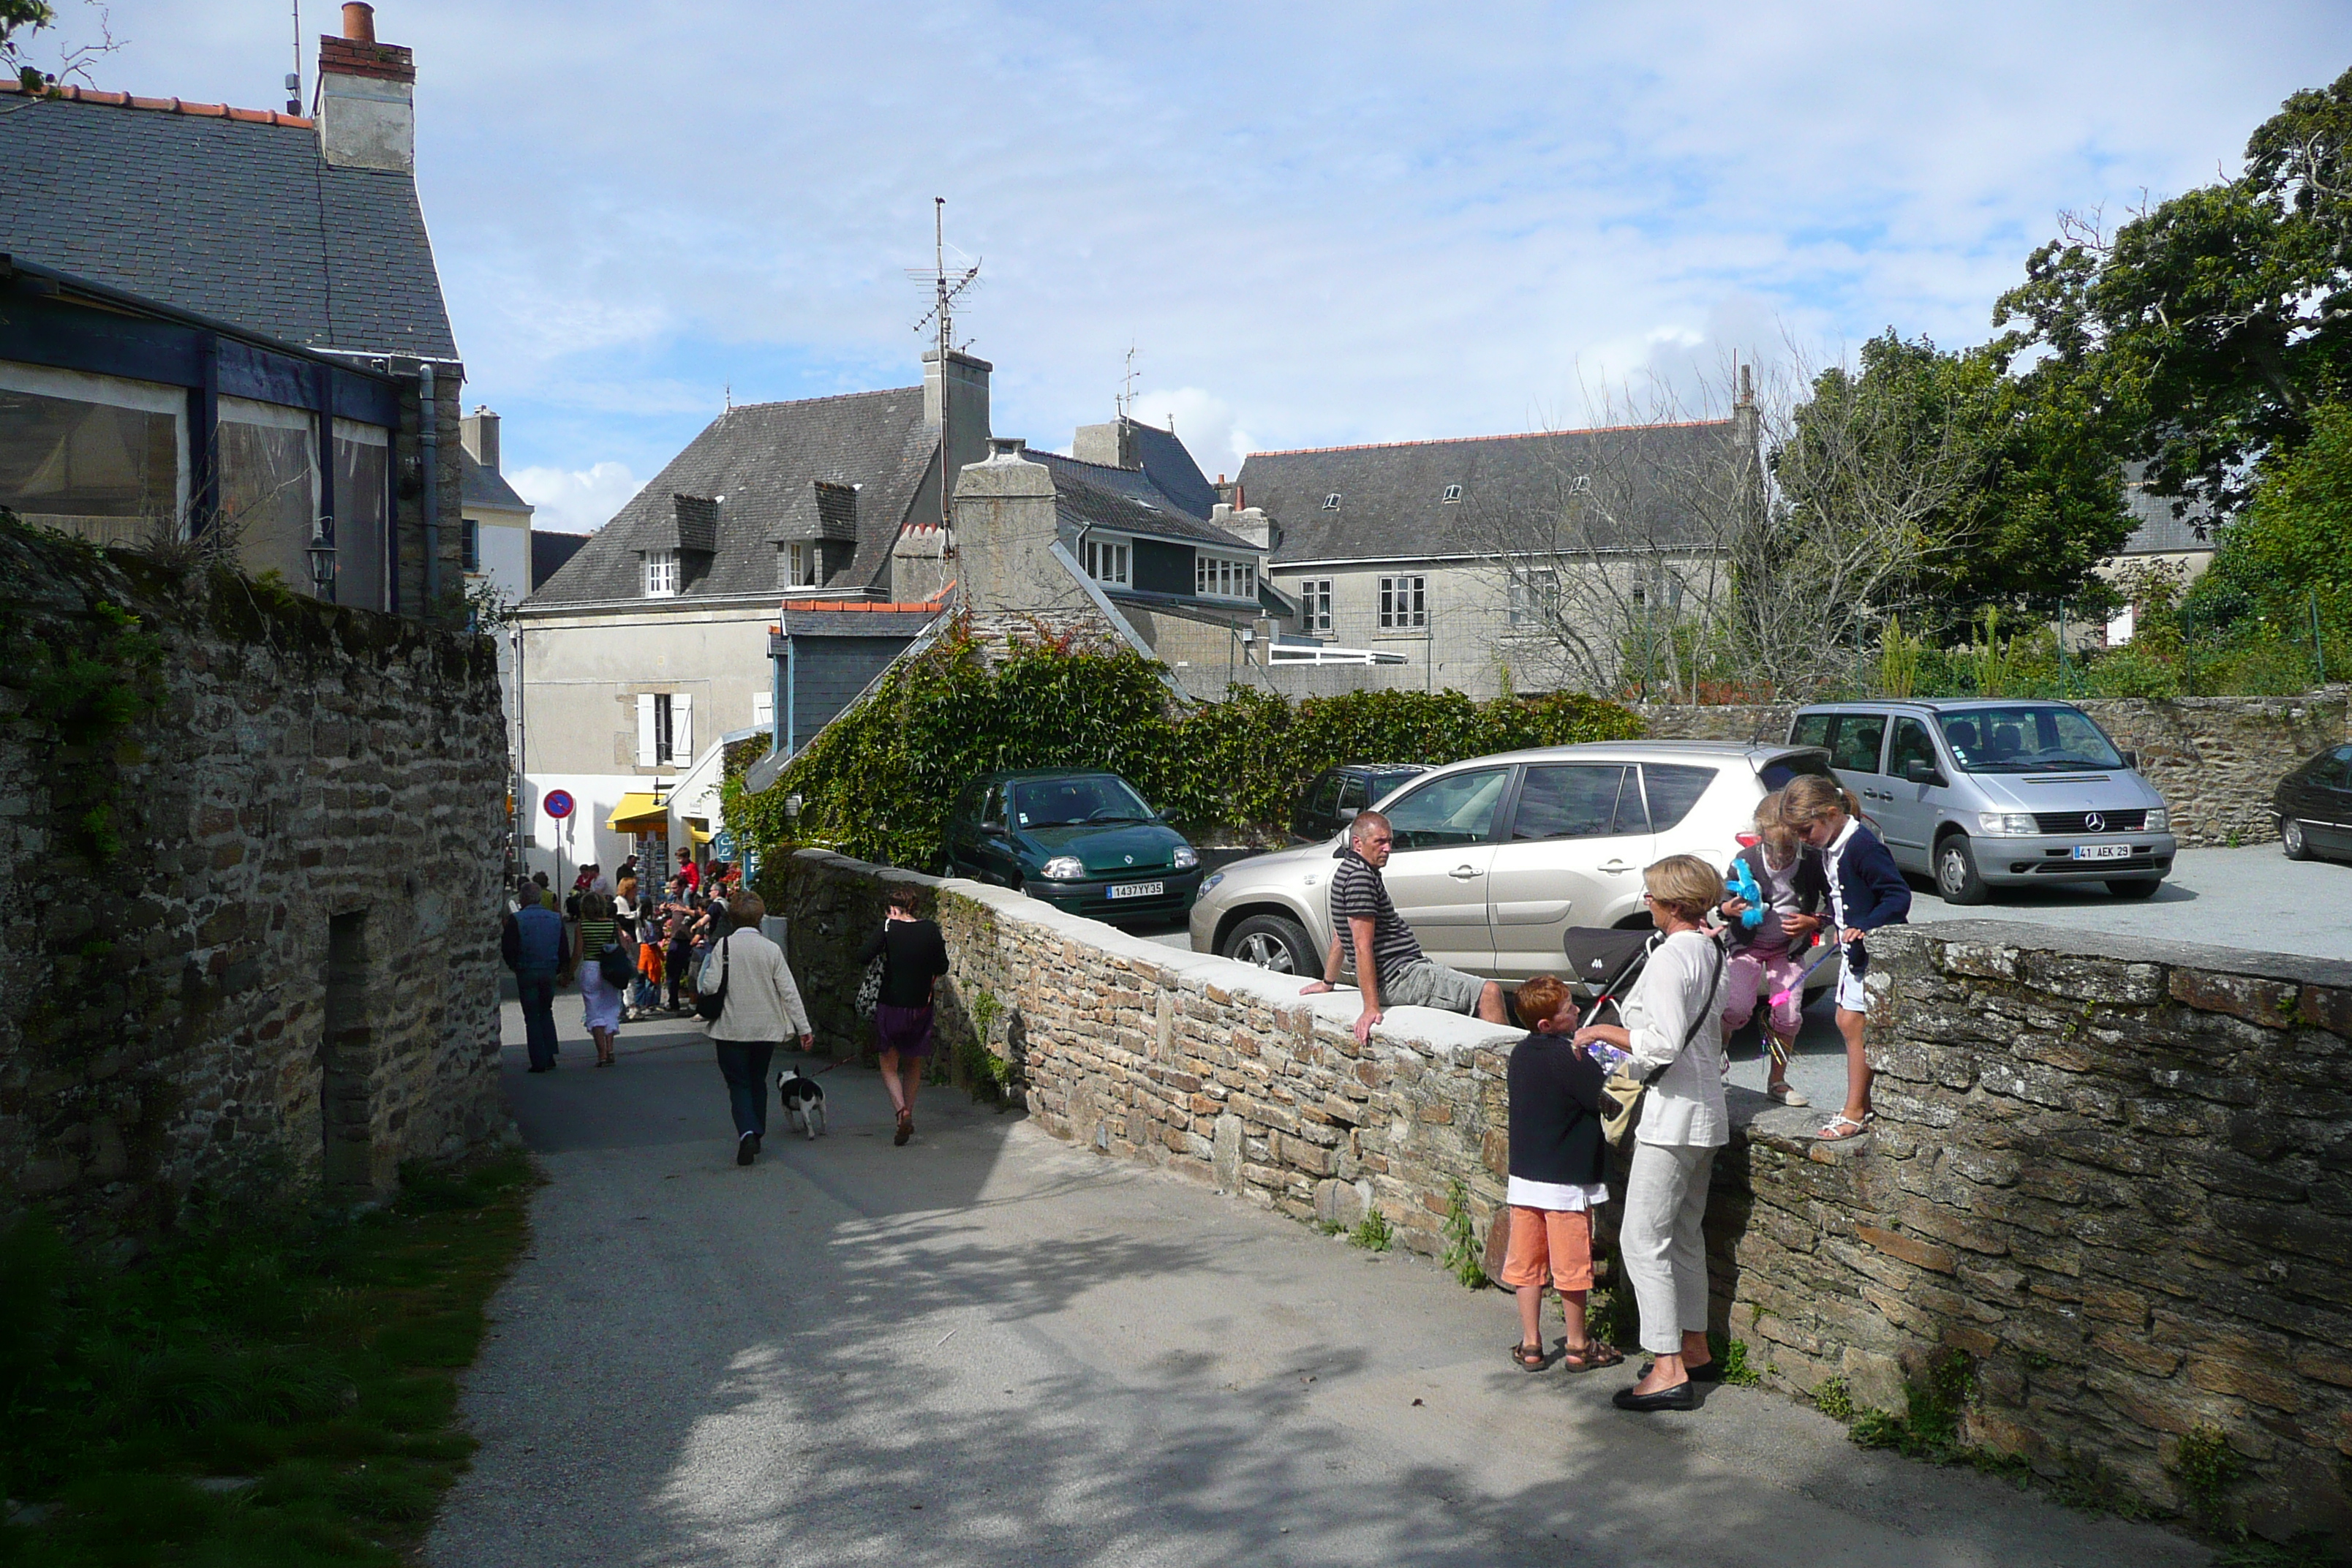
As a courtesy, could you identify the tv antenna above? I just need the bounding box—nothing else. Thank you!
[907,197,981,532]
[1116,343,1138,420]
[287,1,303,114]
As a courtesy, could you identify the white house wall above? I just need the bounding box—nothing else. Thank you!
[516,600,777,779]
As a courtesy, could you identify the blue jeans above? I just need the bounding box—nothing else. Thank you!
[518,970,559,1069]
[714,1040,776,1139]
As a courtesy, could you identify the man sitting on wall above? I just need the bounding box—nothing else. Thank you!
[1301,810,1508,1043]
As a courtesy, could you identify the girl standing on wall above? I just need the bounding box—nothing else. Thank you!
[1776,774,1911,1140]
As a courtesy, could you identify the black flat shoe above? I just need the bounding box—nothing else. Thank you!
[1640,1360,1724,1384]
[736,1132,758,1166]
[1612,1382,1695,1412]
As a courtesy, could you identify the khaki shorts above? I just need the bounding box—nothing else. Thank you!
[1382,958,1487,1014]
[1500,1205,1595,1293]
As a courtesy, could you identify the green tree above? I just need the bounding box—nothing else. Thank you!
[1994,67,2352,521]
[2224,400,2352,592]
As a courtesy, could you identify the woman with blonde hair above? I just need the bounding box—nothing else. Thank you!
[1776,774,1911,1142]
[1574,853,1727,1411]
[572,890,624,1068]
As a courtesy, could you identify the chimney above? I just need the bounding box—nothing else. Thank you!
[953,438,1085,617]
[461,405,500,473]
[922,349,992,495]
[317,1,415,173]
[1072,416,1138,470]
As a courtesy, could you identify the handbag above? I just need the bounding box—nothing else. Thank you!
[854,945,886,1020]
[693,935,731,1022]
[598,940,638,988]
[1599,943,1725,1149]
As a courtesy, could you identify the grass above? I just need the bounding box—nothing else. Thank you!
[0,1150,536,1566]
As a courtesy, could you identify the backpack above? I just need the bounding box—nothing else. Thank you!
[694,935,731,1022]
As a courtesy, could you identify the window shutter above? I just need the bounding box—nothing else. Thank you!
[673,692,693,761]
[753,691,773,726]
[636,693,657,766]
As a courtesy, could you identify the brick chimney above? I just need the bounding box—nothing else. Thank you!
[317,2,415,172]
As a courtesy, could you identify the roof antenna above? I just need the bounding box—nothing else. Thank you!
[908,197,981,534]
[723,382,731,413]
[287,0,302,115]
[1117,342,1137,420]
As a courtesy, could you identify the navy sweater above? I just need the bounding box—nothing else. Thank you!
[1831,823,1911,974]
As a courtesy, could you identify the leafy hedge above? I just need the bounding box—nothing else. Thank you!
[723,619,1642,871]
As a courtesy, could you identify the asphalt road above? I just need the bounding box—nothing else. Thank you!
[429,1004,2205,1567]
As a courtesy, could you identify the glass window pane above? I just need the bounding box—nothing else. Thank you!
[1888,717,1937,776]
[1790,713,1832,748]
[1939,706,2121,772]
[1384,766,1508,850]
[221,421,317,590]
[1308,773,1343,815]
[1828,713,1887,773]
[1511,765,1626,840]
[333,431,387,611]
[1638,764,1716,830]
[0,388,178,544]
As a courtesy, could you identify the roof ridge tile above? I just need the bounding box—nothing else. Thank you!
[0,78,312,128]
[1248,415,1734,458]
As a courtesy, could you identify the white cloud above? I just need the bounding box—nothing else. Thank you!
[510,462,642,536]
[1123,388,1254,478]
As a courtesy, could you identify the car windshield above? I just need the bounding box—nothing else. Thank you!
[1011,776,1156,828]
[1939,706,2124,772]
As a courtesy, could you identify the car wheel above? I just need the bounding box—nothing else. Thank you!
[2283,818,2313,861]
[2107,878,2163,899]
[1224,913,1316,975]
[1935,835,1990,905]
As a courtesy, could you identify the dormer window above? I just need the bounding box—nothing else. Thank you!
[1568,474,1591,496]
[644,549,679,597]
[784,541,821,589]
[1322,493,1341,510]
[1441,484,1462,503]
[1084,537,1131,587]
[1196,553,1258,600]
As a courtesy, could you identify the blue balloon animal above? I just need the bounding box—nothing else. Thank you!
[1725,856,1763,927]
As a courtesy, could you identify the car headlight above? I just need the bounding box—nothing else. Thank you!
[1977,812,2038,837]
[1199,870,1224,895]
[1172,845,1199,870]
[1041,856,1087,881]
[2146,807,2170,833]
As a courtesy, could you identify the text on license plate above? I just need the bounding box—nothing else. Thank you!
[1107,881,1165,900]
[2072,844,2134,861]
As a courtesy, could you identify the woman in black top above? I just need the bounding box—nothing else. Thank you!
[858,886,951,1146]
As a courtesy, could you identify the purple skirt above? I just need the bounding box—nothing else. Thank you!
[875,1003,937,1058]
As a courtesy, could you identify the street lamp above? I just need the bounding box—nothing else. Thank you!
[306,520,338,603]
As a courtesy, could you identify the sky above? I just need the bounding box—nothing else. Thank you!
[41,1,2352,532]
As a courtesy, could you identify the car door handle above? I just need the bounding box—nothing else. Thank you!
[1598,860,1634,873]
[1450,865,1482,880]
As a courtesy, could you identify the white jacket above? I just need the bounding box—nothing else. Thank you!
[702,928,813,1043]
[1623,929,1729,1147]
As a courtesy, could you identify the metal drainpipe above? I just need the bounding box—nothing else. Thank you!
[784,631,797,758]
[419,362,440,608]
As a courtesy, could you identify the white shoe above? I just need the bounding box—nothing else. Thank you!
[1768,1083,1811,1107]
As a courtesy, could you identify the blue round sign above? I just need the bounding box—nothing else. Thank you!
[543,789,576,821]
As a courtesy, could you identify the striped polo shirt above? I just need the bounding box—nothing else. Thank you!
[1330,848,1425,986]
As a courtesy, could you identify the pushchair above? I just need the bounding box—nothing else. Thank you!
[1558,926,1666,1031]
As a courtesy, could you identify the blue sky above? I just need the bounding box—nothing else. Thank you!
[51,1,2352,531]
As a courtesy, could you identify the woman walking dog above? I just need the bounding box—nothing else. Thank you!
[704,889,813,1166]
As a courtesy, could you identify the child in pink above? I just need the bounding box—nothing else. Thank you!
[1721,796,1828,1106]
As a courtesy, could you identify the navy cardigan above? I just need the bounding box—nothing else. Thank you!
[1831,823,1911,974]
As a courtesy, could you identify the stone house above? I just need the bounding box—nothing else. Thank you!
[0,4,470,611]
[1236,411,1756,698]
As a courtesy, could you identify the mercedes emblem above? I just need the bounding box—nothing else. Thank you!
[2084,811,2105,832]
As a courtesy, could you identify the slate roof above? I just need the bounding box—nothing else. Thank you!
[530,531,589,591]
[525,388,936,607]
[777,600,946,638]
[1034,452,1256,551]
[2119,464,2215,554]
[1239,418,1746,565]
[460,449,530,513]
[0,86,457,359]
[1126,418,1219,517]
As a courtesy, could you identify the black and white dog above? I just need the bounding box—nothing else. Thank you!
[775,1066,827,1140]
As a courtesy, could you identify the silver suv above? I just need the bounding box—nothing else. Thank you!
[1190,741,1836,981]
[1789,700,2175,903]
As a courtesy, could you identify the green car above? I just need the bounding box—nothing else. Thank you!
[941,769,1202,922]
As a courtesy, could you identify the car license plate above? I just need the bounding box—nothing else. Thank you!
[2072,844,2133,861]
[1107,881,1164,900]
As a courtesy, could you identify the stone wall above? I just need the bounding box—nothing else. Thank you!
[1722,922,2352,1539]
[778,847,2352,1537]
[1635,690,2351,848]
[0,520,509,1235]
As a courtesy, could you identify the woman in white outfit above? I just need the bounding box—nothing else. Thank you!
[704,890,813,1166]
[1574,854,1728,1411]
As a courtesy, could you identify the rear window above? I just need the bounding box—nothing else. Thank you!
[1639,764,1717,831]
[1759,752,1834,792]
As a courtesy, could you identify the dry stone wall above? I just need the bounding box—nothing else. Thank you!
[780,848,2352,1539]
[1635,690,2350,848]
[0,521,508,1235]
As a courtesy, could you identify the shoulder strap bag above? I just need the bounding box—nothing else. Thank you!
[855,923,889,1019]
[1599,942,1725,1149]
[694,933,732,1022]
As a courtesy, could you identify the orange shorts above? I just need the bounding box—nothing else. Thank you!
[1500,1205,1594,1293]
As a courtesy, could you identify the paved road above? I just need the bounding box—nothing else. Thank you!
[431,1005,2204,1567]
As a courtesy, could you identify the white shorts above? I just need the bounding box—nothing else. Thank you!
[1836,953,1867,1014]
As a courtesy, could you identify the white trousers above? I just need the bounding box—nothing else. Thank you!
[1619,1141,1716,1354]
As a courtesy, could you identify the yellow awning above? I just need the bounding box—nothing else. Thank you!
[687,821,714,847]
[607,793,667,832]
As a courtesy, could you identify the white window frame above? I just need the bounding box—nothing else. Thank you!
[1509,568,1558,627]
[1441,483,1462,503]
[1379,573,1428,630]
[0,360,192,527]
[1300,577,1333,634]
[1321,492,1341,510]
[644,549,679,597]
[1196,553,1258,601]
[1084,535,1131,587]
[785,540,820,589]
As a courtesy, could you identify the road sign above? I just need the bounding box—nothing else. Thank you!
[543,789,575,821]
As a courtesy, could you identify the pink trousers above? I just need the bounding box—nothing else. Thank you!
[1723,948,1806,1042]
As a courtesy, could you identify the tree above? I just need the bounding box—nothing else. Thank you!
[2204,400,2352,598]
[1,1,116,96]
[1994,67,2352,522]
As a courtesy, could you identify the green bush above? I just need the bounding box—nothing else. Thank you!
[726,618,1642,870]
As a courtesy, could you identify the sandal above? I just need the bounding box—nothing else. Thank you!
[1816,1112,1872,1141]
[1511,1341,1549,1371]
[1558,1340,1623,1373]
[1766,1082,1809,1107]
[894,1109,913,1147]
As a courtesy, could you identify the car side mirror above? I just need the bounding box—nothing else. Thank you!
[1337,806,1360,821]
[1157,808,1186,826]
[2117,750,2138,771]
[1902,759,1942,785]
[981,823,1008,839]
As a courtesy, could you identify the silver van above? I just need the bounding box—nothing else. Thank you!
[1789,699,2176,903]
